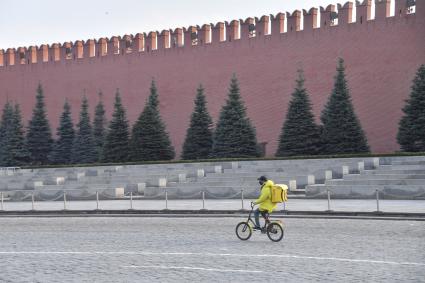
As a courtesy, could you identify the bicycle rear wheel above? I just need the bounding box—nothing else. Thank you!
[266,222,284,242]
[235,222,252,241]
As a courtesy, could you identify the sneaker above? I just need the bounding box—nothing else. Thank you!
[253,226,261,230]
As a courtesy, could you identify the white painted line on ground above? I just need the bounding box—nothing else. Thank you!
[0,251,423,266]
[123,265,263,273]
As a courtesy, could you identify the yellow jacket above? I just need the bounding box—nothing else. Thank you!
[254,180,277,212]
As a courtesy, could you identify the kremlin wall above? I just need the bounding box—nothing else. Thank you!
[0,0,424,157]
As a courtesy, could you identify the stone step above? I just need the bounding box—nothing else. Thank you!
[36,169,195,178]
[306,184,425,199]
[0,172,35,178]
[239,158,376,166]
[228,165,346,172]
[219,171,323,177]
[365,169,425,175]
[342,174,425,180]
[167,182,259,189]
[380,156,425,164]
[31,165,219,176]
[381,164,425,170]
[144,186,253,199]
[35,184,124,191]
[24,186,124,201]
[198,174,312,181]
[325,179,425,186]
[82,174,171,181]
[0,182,29,190]
[223,166,369,176]
[391,160,425,165]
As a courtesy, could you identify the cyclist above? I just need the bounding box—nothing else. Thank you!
[251,176,276,231]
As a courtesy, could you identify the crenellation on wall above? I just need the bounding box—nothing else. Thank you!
[184,26,199,47]
[226,20,240,41]
[16,47,27,65]
[255,15,270,36]
[395,0,407,16]
[107,36,120,55]
[211,22,225,43]
[0,49,4,66]
[375,0,391,19]
[240,17,255,39]
[84,39,96,58]
[120,35,133,54]
[303,8,319,30]
[320,5,337,28]
[157,30,171,49]
[270,13,286,35]
[356,0,372,24]
[198,24,212,45]
[287,10,301,32]
[146,32,158,52]
[171,28,183,48]
[97,38,108,56]
[38,45,49,63]
[6,48,15,66]
[50,44,60,62]
[61,42,73,60]
[417,0,425,17]
[28,46,37,64]
[0,1,421,68]
[133,33,145,52]
[74,40,84,59]
[338,2,354,24]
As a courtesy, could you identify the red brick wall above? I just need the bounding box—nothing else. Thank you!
[0,1,424,157]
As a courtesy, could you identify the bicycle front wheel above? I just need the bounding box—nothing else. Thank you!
[266,222,284,242]
[235,222,252,241]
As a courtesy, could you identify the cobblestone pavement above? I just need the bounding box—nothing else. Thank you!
[2,199,425,213]
[0,217,424,282]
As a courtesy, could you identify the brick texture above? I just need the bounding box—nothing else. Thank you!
[0,2,424,157]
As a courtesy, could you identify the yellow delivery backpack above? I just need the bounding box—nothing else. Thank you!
[270,184,288,203]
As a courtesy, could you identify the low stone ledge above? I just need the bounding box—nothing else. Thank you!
[0,209,424,220]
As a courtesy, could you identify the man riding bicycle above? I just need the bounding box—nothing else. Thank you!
[251,176,276,231]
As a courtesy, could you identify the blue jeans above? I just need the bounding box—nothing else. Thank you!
[254,209,269,228]
[254,209,262,228]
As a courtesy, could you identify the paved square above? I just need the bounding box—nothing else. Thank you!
[0,217,424,282]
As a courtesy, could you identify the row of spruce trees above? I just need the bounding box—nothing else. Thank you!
[185,58,373,159]
[0,59,423,166]
[0,81,177,166]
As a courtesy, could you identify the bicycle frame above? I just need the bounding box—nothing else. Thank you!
[236,204,285,242]
[246,205,271,229]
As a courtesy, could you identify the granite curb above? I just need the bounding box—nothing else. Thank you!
[0,209,424,221]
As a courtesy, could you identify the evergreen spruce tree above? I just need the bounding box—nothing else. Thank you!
[49,100,75,164]
[10,104,31,165]
[93,92,107,161]
[211,74,260,158]
[320,58,370,154]
[130,80,175,161]
[26,83,53,165]
[181,84,213,160]
[0,103,31,166]
[72,96,97,164]
[276,70,321,156]
[397,65,425,152]
[0,102,12,165]
[102,90,130,162]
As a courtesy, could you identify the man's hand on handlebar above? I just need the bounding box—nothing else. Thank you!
[250,202,256,208]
